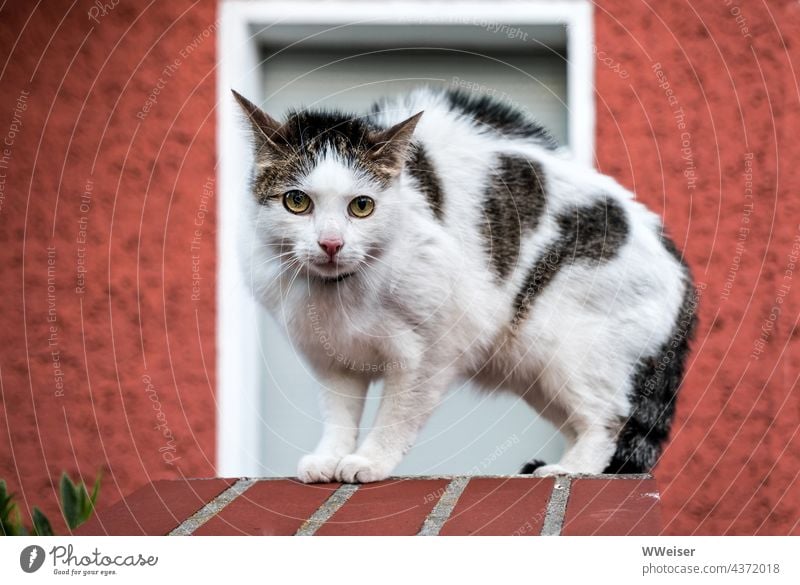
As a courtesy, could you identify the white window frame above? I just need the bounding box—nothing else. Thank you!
[217,0,595,476]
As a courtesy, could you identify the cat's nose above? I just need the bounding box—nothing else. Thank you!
[318,238,343,259]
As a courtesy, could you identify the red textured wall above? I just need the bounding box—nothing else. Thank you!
[1,0,798,536]
[0,0,218,533]
[595,0,800,534]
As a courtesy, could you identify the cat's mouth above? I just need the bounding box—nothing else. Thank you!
[306,257,358,280]
[318,272,355,283]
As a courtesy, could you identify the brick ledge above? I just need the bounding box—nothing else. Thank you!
[76,474,661,536]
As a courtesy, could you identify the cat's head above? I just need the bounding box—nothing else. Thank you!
[233,90,422,281]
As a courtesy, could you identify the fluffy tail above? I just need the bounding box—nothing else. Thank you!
[603,277,698,474]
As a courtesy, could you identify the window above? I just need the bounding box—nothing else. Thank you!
[218,1,594,476]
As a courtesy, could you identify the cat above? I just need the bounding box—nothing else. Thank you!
[232,86,697,483]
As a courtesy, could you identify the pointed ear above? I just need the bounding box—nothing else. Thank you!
[231,89,286,161]
[368,111,423,176]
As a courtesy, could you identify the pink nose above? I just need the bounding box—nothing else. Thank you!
[318,238,343,259]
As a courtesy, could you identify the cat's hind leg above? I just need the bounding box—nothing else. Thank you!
[519,376,620,476]
[531,423,618,477]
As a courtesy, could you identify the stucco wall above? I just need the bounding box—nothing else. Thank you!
[0,0,218,533]
[0,0,798,535]
[595,0,800,534]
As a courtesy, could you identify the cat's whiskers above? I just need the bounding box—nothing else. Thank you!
[255,249,295,268]
[359,251,394,269]
[354,263,382,294]
[272,257,301,288]
[360,252,399,280]
[284,263,305,298]
[247,254,297,297]
[274,262,302,305]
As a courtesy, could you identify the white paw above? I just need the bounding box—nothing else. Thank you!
[297,453,341,483]
[532,464,570,478]
[334,454,392,483]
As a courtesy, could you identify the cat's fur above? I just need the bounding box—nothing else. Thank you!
[233,87,697,483]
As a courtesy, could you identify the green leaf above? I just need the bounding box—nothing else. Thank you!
[59,472,102,529]
[0,480,12,514]
[0,481,13,519]
[80,473,101,524]
[6,518,28,537]
[0,480,25,537]
[2,472,102,536]
[32,507,53,536]
[60,473,81,530]
[90,472,101,507]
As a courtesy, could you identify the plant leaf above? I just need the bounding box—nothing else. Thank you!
[90,472,101,507]
[0,480,24,536]
[60,473,80,530]
[78,490,89,523]
[80,473,101,526]
[77,480,92,526]
[0,481,13,519]
[80,474,101,524]
[32,507,53,536]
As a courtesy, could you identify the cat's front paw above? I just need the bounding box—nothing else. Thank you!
[334,454,392,483]
[297,453,341,483]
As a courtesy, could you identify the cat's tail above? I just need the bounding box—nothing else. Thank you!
[603,275,698,474]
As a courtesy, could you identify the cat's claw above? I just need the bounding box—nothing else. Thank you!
[335,454,392,483]
[531,464,570,477]
[297,453,341,483]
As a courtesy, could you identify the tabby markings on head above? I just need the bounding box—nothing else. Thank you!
[254,111,383,202]
[231,91,422,203]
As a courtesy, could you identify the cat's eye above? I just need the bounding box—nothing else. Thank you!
[283,190,312,214]
[348,196,375,218]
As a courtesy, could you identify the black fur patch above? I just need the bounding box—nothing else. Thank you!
[284,110,374,156]
[445,89,558,148]
[659,227,688,267]
[604,235,698,474]
[482,156,547,279]
[519,459,547,474]
[407,143,445,221]
[512,197,630,327]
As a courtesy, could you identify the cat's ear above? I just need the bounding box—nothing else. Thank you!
[231,90,287,162]
[368,111,423,177]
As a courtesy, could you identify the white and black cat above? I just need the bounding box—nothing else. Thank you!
[232,87,697,483]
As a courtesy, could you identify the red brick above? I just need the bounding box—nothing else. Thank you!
[75,478,233,536]
[194,480,340,535]
[562,478,662,535]
[440,478,554,536]
[316,479,448,536]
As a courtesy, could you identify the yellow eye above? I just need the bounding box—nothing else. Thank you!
[283,190,312,214]
[348,196,375,218]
